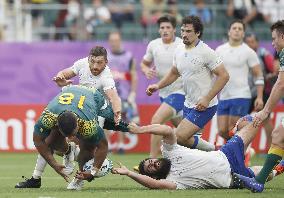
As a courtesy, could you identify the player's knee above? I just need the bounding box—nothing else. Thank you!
[176,132,188,145]
[218,129,229,139]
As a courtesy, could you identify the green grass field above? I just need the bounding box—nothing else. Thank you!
[0,153,283,198]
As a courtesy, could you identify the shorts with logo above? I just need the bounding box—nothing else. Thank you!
[160,93,185,115]
[183,105,217,128]
[217,98,251,117]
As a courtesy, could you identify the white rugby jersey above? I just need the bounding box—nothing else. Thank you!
[216,43,260,100]
[70,57,116,92]
[143,37,185,98]
[162,141,232,189]
[173,41,222,108]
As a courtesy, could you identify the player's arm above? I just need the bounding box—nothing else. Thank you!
[33,129,69,182]
[128,123,176,145]
[263,71,284,113]
[207,64,229,101]
[253,71,284,127]
[93,138,108,171]
[128,59,137,104]
[251,64,264,111]
[53,68,76,87]
[157,66,180,89]
[141,59,156,79]
[112,164,176,189]
[104,88,122,124]
[146,66,180,96]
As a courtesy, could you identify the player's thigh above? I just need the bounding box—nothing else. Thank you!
[175,118,200,141]
[151,102,175,124]
[271,124,284,148]
[228,115,241,130]
[217,115,229,132]
[170,115,183,127]
[236,123,258,150]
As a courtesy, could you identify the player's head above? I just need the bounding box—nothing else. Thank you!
[270,20,284,52]
[245,32,259,51]
[181,15,203,46]
[57,111,78,137]
[157,14,176,43]
[88,46,108,76]
[138,158,171,180]
[108,31,122,53]
[228,20,246,43]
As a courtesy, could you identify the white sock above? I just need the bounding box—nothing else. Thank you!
[32,154,47,179]
[194,136,215,151]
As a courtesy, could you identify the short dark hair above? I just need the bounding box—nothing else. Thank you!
[57,111,77,136]
[89,46,108,61]
[182,15,203,38]
[271,20,284,34]
[138,158,171,180]
[229,19,246,31]
[157,14,177,28]
[245,32,258,41]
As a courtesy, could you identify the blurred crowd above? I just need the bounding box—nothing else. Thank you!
[0,0,284,41]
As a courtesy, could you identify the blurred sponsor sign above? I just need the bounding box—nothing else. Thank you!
[1,104,283,153]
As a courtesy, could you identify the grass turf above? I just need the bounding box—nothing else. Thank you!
[1,153,284,198]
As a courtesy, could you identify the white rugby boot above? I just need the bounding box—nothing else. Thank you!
[63,142,77,175]
[67,177,84,190]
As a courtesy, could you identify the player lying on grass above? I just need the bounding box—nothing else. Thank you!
[15,85,128,190]
[112,115,279,190]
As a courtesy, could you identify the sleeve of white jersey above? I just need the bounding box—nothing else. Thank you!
[143,41,154,62]
[247,48,260,68]
[70,59,84,75]
[206,47,223,71]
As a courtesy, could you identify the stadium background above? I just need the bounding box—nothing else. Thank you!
[0,0,283,154]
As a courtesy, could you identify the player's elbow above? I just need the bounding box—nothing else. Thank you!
[163,125,174,136]
[222,70,230,83]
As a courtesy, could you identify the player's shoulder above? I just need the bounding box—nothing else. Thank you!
[75,57,88,64]
[242,43,258,55]
[73,57,88,69]
[148,38,163,46]
[198,41,216,53]
[101,65,112,75]
[174,37,183,44]
[99,65,114,79]
[215,42,229,51]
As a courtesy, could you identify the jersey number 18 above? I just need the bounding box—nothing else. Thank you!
[58,93,86,109]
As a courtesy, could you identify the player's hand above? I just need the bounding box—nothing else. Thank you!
[53,163,70,182]
[53,76,73,87]
[254,97,264,112]
[111,162,130,176]
[146,84,159,96]
[195,97,210,111]
[128,122,141,134]
[75,170,94,182]
[143,67,156,79]
[114,111,121,126]
[253,109,269,128]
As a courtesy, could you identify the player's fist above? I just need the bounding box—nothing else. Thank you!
[146,84,159,96]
